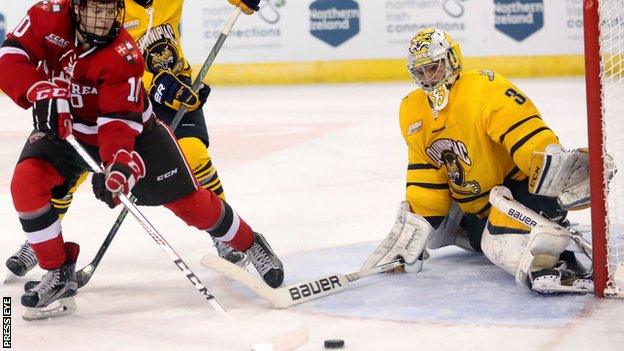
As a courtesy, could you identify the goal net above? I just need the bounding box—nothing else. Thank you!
[584,0,624,298]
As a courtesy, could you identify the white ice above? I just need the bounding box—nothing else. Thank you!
[1,78,623,351]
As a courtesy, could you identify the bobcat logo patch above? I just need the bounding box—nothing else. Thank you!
[145,40,183,74]
[426,138,481,195]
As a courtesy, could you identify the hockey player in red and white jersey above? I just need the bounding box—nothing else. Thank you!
[0,0,283,320]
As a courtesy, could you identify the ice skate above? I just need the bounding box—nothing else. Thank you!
[6,241,38,277]
[21,260,78,321]
[245,232,284,288]
[212,236,249,268]
[527,259,593,294]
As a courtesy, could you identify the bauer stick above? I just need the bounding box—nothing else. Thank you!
[488,185,593,260]
[66,134,308,351]
[74,7,243,288]
[201,253,404,308]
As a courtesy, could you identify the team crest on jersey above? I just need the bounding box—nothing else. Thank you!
[116,41,140,64]
[426,138,481,195]
[145,40,184,74]
[37,0,63,13]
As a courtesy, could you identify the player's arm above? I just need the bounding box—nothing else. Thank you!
[483,76,559,175]
[0,7,52,109]
[92,57,147,208]
[484,75,596,210]
[361,98,451,271]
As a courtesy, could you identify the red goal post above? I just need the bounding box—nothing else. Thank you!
[584,0,624,298]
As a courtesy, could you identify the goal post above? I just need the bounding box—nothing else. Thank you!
[584,0,624,298]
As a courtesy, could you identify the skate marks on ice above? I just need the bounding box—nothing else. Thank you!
[210,242,595,327]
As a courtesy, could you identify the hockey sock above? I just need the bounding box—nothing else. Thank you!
[164,188,253,251]
[178,137,225,200]
[12,158,68,269]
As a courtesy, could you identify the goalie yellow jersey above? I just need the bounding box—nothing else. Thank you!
[400,69,560,221]
[123,0,191,89]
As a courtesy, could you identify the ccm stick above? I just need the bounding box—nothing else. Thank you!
[201,254,404,308]
[66,134,308,350]
[73,7,243,288]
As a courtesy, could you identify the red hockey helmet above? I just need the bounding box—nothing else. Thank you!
[72,0,125,46]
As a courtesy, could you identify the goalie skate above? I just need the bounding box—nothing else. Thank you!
[527,264,593,294]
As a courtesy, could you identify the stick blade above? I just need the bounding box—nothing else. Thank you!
[251,325,309,351]
[201,254,285,308]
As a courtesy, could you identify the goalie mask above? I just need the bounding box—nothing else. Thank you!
[72,0,125,46]
[407,27,462,111]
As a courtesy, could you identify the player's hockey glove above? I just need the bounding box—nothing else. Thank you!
[149,71,209,112]
[228,0,260,15]
[92,149,146,208]
[27,80,72,139]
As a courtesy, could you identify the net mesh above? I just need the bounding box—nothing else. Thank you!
[598,0,624,293]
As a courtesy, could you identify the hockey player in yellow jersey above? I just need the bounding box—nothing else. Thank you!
[362,27,596,294]
[5,0,262,277]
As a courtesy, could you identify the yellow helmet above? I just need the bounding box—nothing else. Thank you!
[407,27,463,92]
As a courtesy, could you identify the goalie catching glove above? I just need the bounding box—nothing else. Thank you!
[361,201,434,273]
[528,144,615,210]
[92,149,146,208]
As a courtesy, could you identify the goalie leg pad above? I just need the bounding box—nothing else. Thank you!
[516,223,571,286]
[361,202,434,272]
[481,225,530,277]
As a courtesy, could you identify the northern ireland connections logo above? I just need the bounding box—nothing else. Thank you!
[310,0,360,47]
[494,0,544,41]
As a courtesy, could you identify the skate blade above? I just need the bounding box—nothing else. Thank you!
[533,280,594,294]
[22,297,77,321]
[3,270,17,284]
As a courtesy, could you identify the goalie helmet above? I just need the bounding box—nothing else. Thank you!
[72,0,125,46]
[407,28,462,110]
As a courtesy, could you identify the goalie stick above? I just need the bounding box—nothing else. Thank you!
[72,7,243,289]
[65,134,308,350]
[201,254,404,308]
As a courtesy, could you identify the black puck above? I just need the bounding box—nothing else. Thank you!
[324,339,345,349]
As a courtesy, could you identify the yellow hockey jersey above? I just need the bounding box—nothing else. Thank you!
[400,69,560,221]
[123,0,191,88]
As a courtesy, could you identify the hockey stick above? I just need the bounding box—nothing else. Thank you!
[74,7,243,288]
[201,253,404,308]
[66,134,308,350]
[489,186,593,259]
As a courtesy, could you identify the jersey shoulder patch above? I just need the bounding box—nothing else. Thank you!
[35,0,65,13]
[114,40,141,65]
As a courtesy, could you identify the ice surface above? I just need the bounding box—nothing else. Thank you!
[1,78,623,351]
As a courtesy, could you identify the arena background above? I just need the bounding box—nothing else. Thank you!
[0,0,586,85]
